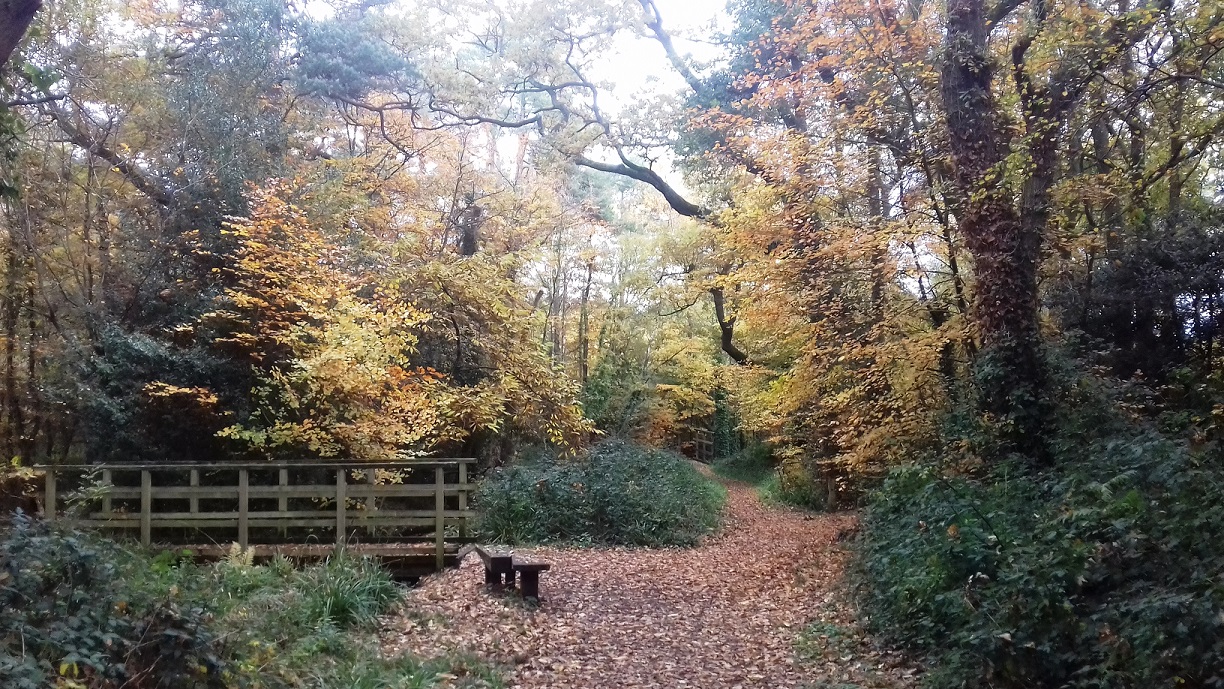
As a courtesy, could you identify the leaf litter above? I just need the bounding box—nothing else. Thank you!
[382,473,920,688]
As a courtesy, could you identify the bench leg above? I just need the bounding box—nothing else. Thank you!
[520,570,540,600]
[502,570,516,587]
[485,567,499,585]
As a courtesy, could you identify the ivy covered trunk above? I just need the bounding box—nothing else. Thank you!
[940,0,1047,457]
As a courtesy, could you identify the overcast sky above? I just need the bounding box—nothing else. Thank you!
[592,0,731,113]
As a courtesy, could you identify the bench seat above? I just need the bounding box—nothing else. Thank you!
[474,545,551,599]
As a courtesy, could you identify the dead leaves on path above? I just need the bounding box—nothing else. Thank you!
[382,481,919,689]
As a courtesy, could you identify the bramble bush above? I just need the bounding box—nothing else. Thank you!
[474,440,725,546]
[858,425,1224,687]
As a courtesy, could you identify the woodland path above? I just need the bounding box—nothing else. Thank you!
[382,471,917,689]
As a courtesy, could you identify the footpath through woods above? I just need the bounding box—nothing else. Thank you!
[382,472,918,689]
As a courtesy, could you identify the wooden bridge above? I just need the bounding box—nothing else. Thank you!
[36,459,477,575]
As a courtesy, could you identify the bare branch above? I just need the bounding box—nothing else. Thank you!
[575,154,707,218]
[427,101,551,129]
[5,93,65,107]
[658,297,700,317]
[987,0,1028,26]
[45,103,174,208]
[636,0,707,97]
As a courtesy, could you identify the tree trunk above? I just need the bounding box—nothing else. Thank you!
[578,260,593,383]
[711,285,748,364]
[23,282,37,461]
[3,228,25,461]
[0,0,40,69]
[940,0,1046,457]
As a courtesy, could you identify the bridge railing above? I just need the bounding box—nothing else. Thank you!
[35,459,477,570]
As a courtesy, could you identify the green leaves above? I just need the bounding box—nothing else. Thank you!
[18,62,59,92]
[858,431,1224,688]
[0,515,226,688]
[474,440,726,546]
[296,16,416,100]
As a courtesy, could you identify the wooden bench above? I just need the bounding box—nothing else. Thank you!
[512,561,550,600]
[475,545,551,600]
[475,545,514,584]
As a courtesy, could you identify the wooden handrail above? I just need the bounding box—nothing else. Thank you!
[38,460,477,571]
[33,458,476,471]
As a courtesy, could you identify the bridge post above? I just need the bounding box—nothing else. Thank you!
[367,466,378,539]
[335,468,347,548]
[278,468,288,538]
[189,470,199,514]
[44,468,55,522]
[238,469,249,550]
[458,462,468,540]
[101,469,112,516]
[140,470,152,546]
[435,466,445,571]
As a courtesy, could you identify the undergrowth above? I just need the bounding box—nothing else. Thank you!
[712,443,826,510]
[474,440,725,546]
[857,370,1224,688]
[0,517,502,688]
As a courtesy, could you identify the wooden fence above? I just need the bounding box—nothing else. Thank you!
[690,428,715,462]
[36,459,477,571]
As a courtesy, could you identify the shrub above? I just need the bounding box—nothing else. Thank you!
[712,443,828,510]
[711,442,774,486]
[474,440,725,546]
[294,555,402,627]
[204,553,406,685]
[857,434,1224,688]
[0,520,498,689]
[761,464,827,510]
[0,513,225,689]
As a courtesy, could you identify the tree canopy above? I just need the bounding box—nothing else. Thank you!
[3,0,1224,681]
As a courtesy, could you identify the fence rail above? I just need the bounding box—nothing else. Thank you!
[36,459,477,571]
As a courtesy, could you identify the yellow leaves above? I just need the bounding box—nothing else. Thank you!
[207,183,444,459]
[143,382,220,407]
[55,657,92,687]
[201,155,600,457]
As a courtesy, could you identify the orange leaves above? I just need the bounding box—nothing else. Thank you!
[207,183,447,460]
[667,0,969,485]
[383,481,917,688]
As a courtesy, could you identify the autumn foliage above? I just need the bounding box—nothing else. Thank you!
[3,0,1224,683]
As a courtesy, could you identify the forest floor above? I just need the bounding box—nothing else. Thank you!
[381,471,919,689]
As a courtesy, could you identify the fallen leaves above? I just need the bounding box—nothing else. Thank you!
[382,474,920,688]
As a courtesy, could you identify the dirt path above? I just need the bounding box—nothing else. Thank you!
[382,476,917,688]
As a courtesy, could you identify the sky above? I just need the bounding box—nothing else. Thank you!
[300,0,732,114]
[579,0,731,191]
[301,0,732,186]
[591,0,732,113]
